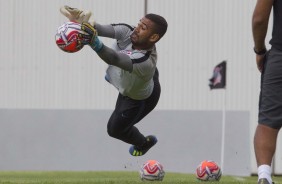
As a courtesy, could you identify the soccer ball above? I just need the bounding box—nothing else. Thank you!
[55,21,88,53]
[196,160,222,181]
[139,160,165,181]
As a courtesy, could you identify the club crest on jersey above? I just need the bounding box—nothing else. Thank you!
[120,50,132,55]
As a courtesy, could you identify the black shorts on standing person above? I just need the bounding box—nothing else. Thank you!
[252,0,282,183]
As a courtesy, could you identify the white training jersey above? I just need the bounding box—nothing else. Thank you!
[105,23,157,100]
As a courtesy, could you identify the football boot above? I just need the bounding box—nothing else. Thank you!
[129,135,157,156]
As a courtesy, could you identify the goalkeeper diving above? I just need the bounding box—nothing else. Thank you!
[60,6,168,156]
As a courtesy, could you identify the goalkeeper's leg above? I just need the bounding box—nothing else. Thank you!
[107,94,146,146]
[107,69,161,156]
[128,69,161,156]
[60,5,92,24]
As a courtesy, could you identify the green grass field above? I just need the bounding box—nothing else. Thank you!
[0,171,281,184]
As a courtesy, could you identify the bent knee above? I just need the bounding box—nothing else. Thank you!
[107,128,120,138]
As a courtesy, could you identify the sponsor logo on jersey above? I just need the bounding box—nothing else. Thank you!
[120,50,132,55]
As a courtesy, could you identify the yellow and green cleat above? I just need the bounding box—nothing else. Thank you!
[129,135,157,156]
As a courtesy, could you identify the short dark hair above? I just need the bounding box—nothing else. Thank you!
[145,13,168,40]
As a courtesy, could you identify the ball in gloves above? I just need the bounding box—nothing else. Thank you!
[55,21,88,53]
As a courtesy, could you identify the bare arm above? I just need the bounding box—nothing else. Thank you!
[252,0,273,72]
[252,0,273,51]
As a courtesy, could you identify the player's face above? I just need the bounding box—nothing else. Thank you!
[131,17,156,49]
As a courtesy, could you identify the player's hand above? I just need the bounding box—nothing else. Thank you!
[60,5,92,24]
[76,32,92,49]
[81,22,103,52]
[256,54,265,73]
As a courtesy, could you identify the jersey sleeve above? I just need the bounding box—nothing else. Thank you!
[130,51,156,81]
[111,23,134,41]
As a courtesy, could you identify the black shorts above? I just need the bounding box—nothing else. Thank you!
[259,47,282,129]
[107,69,161,146]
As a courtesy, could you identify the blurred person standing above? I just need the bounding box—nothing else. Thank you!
[252,0,281,183]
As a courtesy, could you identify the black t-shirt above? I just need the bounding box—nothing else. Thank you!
[270,0,282,51]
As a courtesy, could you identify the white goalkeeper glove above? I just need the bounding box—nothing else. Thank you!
[60,5,92,24]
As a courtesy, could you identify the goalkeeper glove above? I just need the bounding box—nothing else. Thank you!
[80,22,103,52]
[60,5,92,24]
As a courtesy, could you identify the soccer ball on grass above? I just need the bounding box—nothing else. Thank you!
[139,160,165,181]
[195,160,222,181]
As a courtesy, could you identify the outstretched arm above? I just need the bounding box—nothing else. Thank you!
[94,23,115,38]
[80,22,133,72]
[60,5,116,39]
[96,45,133,72]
